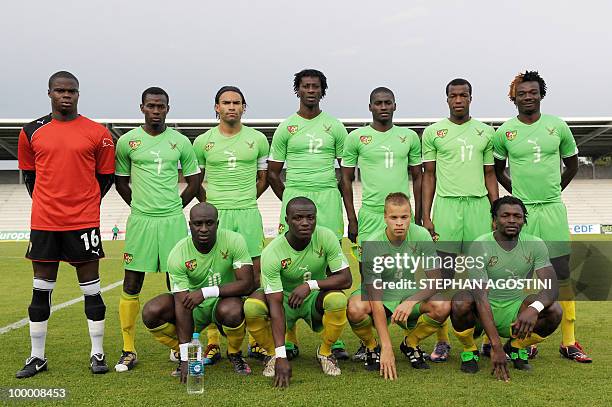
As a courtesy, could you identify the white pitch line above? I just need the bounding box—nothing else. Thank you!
[0,280,123,335]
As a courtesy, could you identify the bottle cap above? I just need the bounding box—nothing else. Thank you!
[192,333,200,339]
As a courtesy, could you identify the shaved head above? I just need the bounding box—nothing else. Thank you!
[286,196,316,217]
[190,202,218,221]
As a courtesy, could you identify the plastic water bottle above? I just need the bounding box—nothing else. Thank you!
[187,333,204,394]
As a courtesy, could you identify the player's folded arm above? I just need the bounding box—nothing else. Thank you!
[317,266,352,291]
[533,265,559,307]
[218,263,255,297]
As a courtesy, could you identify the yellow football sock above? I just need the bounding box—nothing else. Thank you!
[319,292,348,356]
[119,291,140,353]
[453,327,477,352]
[244,298,274,354]
[482,334,490,345]
[511,332,546,349]
[223,320,246,354]
[285,324,298,345]
[206,324,221,346]
[436,317,450,343]
[248,332,256,347]
[406,314,442,348]
[349,316,377,350]
[148,322,179,351]
[559,279,576,346]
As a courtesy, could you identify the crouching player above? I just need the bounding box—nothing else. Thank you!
[141,203,254,381]
[244,197,352,387]
[347,192,449,379]
[451,196,561,379]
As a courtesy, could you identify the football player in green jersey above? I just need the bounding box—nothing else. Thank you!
[267,69,349,360]
[244,197,352,387]
[421,78,499,362]
[451,196,562,377]
[114,87,201,372]
[347,192,448,378]
[493,71,590,363]
[142,203,255,381]
[341,87,423,361]
[193,86,269,363]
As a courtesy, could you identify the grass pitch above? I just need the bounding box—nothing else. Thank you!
[1,240,611,406]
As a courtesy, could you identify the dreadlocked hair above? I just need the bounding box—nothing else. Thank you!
[508,70,547,102]
[293,69,328,98]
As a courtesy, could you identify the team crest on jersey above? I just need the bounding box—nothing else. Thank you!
[399,135,407,143]
[475,129,484,137]
[169,142,178,150]
[129,140,142,150]
[123,253,133,264]
[204,142,215,151]
[323,124,332,135]
[316,247,324,258]
[102,138,114,147]
[487,256,498,268]
[221,249,229,260]
[287,125,299,135]
[359,135,372,145]
[185,259,197,271]
[281,258,292,269]
[246,141,255,149]
[523,253,533,265]
[278,223,285,234]
[436,129,448,138]
[505,131,517,141]
[546,127,557,136]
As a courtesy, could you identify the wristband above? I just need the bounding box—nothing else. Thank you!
[529,301,545,313]
[306,280,320,291]
[179,343,189,361]
[275,346,287,359]
[201,285,220,299]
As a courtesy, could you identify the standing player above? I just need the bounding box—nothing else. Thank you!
[267,69,349,359]
[193,86,269,363]
[112,224,119,240]
[341,87,422,360]
[244,197,352,387]
[141,203,254,379]
[347,193,448,378]
[421,78,498,362]
[16,71,115,377]
[493,71,590,362]
[451,196,562,376]
[114,87,201,372]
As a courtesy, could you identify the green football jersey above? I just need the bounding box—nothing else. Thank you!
[261,226,349,294]
[269,111,348,191]
[342,125,422,211]
[363,224,437,299]
[422,118,494,197]
[167,229,252,292]
[467,232,551,301]
[193,125,269,209]
[115,126,200,216]
[493,114,578,204]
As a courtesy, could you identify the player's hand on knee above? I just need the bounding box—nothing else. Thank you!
[274,358,292,388]
[288,284,310,309]
[179,361,188,384]
[380,348,397,381]
[490,345,510,382]
[391,302,413,324]
[512,307,538,339]
[347,220,358,243]
[183,290,204,310]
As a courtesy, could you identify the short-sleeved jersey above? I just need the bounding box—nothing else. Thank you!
[467,232,551,301]
[167,230,252,293]
[342,125,422,211]
[269,112,347,191]
[422,118,494,197]
[17,114,115,231]
[112,227,119,234]
[193,125,269,209]
[115,126,200,216]
[493,114,578,204]
[261,226,349,295]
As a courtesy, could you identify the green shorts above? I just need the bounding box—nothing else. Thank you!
[218,208,264,258]
[433,195,492,254]
[279,187,344,240]
[350,289,421,330]
[283,291,324,332]
[350,207,385,260]
[193,298,221,332]
[523,202,570,258]
[475,296,526,339]
[123,213,188,272]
